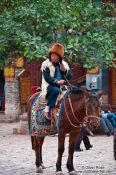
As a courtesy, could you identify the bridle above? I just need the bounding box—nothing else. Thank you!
[63,92,101,129]
[83,96,101,128]
[64,93,83,128]
[62,74,101,129]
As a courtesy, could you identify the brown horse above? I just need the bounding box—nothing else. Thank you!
[27,88,103,175]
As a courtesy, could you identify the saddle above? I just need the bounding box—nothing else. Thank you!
[33,85,68,132]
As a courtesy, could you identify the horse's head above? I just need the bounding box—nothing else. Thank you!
[68,85,103,127]
[83,90,103,127]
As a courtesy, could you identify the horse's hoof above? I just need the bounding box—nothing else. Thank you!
[41,163,46,169]
[56,171,64,175]
[36,166,43,173]
[69,170,78,175]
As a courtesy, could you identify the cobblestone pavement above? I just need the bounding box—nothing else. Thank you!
[0,122,116,175]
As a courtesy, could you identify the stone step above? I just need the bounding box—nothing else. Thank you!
[13,113,29,135]
[0,113,17,123]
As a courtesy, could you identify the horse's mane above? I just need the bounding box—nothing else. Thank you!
[68,84,84,94]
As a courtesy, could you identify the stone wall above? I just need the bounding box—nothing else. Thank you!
[5,68,23,120]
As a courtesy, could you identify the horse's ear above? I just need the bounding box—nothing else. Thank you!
[84,90,91,98]
[97,91,104,99]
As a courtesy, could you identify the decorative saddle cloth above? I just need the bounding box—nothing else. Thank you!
[30,86,68,137]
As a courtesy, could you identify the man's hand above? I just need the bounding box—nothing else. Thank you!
[57,80,65,85]
[60,63,66,72]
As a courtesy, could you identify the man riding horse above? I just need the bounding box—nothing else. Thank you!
[28,43,103,174]
[41,43,72,120]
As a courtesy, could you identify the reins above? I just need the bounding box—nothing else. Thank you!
[62,75,100,128]
[62,75,83,128]
[83,97,101,127]
[68,96,80,124]
[63,91,101,129]
[64,95,83,128]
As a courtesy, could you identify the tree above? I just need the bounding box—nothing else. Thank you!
[0,0,116,69]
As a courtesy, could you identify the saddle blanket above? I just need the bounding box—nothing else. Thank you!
[30,93,58,137]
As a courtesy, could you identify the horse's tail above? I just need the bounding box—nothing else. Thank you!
[114,131,116,160]
[27,92,40,149]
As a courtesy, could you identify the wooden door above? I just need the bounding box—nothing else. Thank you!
[19,72,31,113]
[25,60,43,86]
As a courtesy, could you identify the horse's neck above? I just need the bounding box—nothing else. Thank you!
[71,93,85,109]
[70,93,86,120]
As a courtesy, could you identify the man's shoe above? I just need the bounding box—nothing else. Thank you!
[106,131,111,136]
[86,144,93,150]
[90,144,93,148]
[74,148,83,152]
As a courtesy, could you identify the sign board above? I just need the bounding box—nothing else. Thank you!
[4,67,15,77]
[86,74,100,90]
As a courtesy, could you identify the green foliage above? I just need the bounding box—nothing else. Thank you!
[0,0,116,69]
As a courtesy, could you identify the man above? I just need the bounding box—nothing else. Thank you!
[74,126,93,152]
[100,111,116,136]
[99,104,116,136]
[105,111,116,128]
[41,43,72,119]
[100,115,114,136]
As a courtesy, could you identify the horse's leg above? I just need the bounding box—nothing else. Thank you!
[56,129,66,174]
[35,137,45,173]
[67,131,79,175]
[40,137,46,169]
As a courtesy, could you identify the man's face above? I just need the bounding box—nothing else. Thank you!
[50,53,59,63]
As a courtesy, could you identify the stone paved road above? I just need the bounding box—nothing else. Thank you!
[0,122,116,175]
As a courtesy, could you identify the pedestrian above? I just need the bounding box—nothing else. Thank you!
[74,126,93,151]
[100,114,115,136]
[106,112,116,128]
[99,104,116,136]
[41,43,72,119]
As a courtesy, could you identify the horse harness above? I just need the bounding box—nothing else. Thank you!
[64,92,101,129]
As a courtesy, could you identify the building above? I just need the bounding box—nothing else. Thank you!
[86,66,116,111]
[0,57,86,122]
